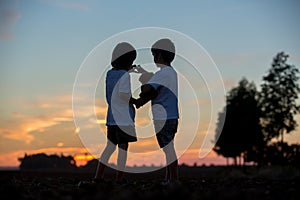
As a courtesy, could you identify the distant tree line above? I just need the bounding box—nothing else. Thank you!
[214,52,300,166]
[17,155,179,171]
[18,153,77,170]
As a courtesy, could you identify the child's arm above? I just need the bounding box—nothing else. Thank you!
[139,72,154,85]
[119,72,136,104]
[129,97,137,105]
[135,84,158,108]
[120,93,137,105]
[132,65,154,85]
[119,92,131,102]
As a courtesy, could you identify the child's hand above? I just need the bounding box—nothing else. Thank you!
[129,97,143,109]
[129,97,136,103]
[134,98,145,109]
[130,65,148,74]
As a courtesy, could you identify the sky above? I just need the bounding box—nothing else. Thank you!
[0,0,300,168]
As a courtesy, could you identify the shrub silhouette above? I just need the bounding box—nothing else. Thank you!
[18,153,77,170]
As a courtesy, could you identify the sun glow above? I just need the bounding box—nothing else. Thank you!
[74,153,95,166]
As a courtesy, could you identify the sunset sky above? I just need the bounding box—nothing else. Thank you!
[0,0,300,168]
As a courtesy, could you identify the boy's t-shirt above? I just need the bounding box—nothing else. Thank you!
[106,69,135,126]
[147,66,179,120]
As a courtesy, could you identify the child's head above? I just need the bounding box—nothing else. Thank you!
[151,38,175,65]
[111,42,136,70]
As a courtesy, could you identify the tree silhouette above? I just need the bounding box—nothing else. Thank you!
[214,78,263,165]
[262,142,300,166]
[214,78,264,166]
[260,52,300,143]
[214,53,300,166]
[18,153,77,170]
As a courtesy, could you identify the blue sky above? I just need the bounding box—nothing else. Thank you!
[0,0,300,166]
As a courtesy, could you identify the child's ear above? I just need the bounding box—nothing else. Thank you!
[156,52,161,59]
[157,53,164,62]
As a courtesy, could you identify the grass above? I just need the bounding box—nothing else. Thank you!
[0,165,299,200]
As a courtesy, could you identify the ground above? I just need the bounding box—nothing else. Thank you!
[0,166,299,200]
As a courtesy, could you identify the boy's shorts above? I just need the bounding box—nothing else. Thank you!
[107,125,137,145]
[154,119,178,148]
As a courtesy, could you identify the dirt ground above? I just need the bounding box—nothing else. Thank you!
[1,166,299,200]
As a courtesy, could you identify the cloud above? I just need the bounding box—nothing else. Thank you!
[95,105,107,118]
[0,93,110,168]
[0,94,76,144]
[0,0,21,40]
[26,94,73,109]
[0,112,70,144]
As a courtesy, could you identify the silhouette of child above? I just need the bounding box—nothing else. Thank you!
[135,39,179,185]
[94,42,138,183]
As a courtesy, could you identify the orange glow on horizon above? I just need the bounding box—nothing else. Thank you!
[0,146,227,168]
[74,154,95,161]
[74,153,95,167]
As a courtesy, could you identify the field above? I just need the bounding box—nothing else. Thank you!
[1,166,299,200]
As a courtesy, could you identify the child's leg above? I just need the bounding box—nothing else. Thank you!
[165,165,170,180]
[168,160,178,181]
[163,142,178,181]
[95,142,116,179]
[116,143,128,181]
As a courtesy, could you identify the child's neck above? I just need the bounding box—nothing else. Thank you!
[112,67,129,71]
[158,63,171,69]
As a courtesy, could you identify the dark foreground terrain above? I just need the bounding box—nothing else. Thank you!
[1,166,299,200]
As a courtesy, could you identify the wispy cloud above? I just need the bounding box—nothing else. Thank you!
[0,111,72,144]
[0,94,76,144]
[0,0,21,40]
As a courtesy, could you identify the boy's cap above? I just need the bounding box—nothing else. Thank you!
[151,38,175,53]
[111,42,136,62]
[111,42,136,68]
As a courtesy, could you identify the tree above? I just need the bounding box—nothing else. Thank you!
[18,153,77,170]
[260,52,300,144]
[262,142,300,166]
[214,78,264,166]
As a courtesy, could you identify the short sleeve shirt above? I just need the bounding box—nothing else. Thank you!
[148,66,179,120]
[106,69,135,126]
